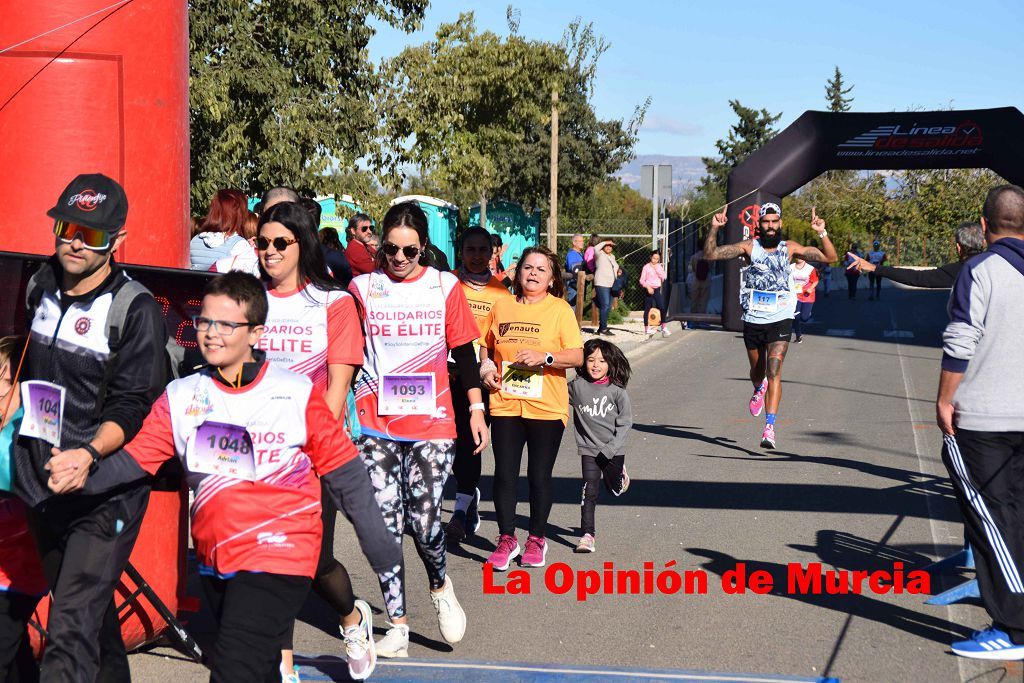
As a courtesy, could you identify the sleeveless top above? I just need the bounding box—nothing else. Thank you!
[740,240,796,324]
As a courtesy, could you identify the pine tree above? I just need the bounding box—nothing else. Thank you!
[699,100,782,192]
[825,66,854,112]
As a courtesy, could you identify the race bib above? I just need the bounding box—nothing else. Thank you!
[19,381,65,447]
[379,373,436,416]
[186,421,256,481]
[501,362,544,399]
[749,290,779,313]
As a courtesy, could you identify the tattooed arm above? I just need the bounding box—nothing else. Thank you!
[703,207,753,261]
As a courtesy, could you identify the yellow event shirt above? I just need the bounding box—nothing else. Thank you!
[462,276,512,341]
[484,294,584,424]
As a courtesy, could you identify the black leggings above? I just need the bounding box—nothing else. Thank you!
[580,454,625,536]
[845,271,859,299]
[491,416,565,537]
[868,272,882,297]
[0,591,40,683]
[203,572,310,683]
[643,287,666,327]
[450,370,489,496]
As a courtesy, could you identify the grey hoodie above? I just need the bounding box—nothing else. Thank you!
[942,237,1024,431]
[568,376,633,457]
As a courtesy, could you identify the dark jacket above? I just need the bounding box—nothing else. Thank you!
[874,261,963,289]
[14,258,166,506]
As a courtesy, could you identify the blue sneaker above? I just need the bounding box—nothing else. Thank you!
[952,627,1024,660]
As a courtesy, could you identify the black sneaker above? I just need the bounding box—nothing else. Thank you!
[466,488,482,536]
[795,336,802,344]
[446,510,467,545]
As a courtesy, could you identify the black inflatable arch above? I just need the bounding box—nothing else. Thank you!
[708,106,1024,331]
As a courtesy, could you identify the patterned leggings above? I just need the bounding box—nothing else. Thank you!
[357,436,455,613]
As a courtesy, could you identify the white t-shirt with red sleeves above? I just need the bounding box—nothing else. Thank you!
[348,267,478,442]
[125,364,356,578]
[257,283,363,392]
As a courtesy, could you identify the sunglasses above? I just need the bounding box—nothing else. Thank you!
[54,220,113,251]
[256,236,298,251]
[357,225,372,233]
[192,316,257,336]
[382,242,421,259]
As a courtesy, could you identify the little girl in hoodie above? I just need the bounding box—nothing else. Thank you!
[568,339,633,553]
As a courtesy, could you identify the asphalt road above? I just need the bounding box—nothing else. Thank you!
[130,285,1023,683]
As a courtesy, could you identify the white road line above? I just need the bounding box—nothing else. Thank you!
[826,329,855,337]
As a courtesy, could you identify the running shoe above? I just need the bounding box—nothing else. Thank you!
[952,626,1024,660]
[574,534,596,553]
[645,327,655,339]
[749,379,768,417]
[430,576,467,644]
[445,510,467,545]
[661,326,671,338]
[342,599,376,680]
[375,622,409,659]
[520,535,548,568]
[618,465,630,495]
[760,424,776,449]
[795,335,802,344]
[280,665,301,683]
[466,487,482,535]
[487,534,520,571]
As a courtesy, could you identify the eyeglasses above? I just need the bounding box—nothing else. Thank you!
[256,236,298,251]
[382,242,420,259]
[192,316,257,335]
[54,220,112,251]
[357,225,373,233]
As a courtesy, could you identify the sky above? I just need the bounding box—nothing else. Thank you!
[369,0,1024,158]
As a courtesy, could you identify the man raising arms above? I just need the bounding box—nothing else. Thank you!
[703,203,836,448]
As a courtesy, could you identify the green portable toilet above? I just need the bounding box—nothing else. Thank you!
[468,200,540,269]
[391,195,458,267]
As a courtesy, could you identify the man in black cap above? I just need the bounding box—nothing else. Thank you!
[13,173,168,682]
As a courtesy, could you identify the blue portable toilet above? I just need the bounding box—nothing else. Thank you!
[390,195,458,267]
[247,194,363,246]
[468,200,540,269]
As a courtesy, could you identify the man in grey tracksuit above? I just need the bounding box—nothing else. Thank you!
[938,184,1024,660]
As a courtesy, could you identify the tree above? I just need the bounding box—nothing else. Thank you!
[825,66,854,112]
[699,101,782,192]
[188,0,426,213]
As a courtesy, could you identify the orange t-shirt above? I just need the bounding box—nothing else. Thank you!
[461,276,512,341]
[483,294,584,424]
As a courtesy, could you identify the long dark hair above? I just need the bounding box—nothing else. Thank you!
[257,201,340,292]
[580,338,631,387]
[513,246,565,299]
[374,202,434,270]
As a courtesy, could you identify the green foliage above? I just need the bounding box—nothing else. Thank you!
[825,66,854,112]
[560,179,651,228]
[188,0,426,213]
[700,101,782,193]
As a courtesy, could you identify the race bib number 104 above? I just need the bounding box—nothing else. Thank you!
[19,381,65,447]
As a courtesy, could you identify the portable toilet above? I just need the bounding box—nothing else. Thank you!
[246,194,363,246]
[391,195,458,266]
[469,200,540,269]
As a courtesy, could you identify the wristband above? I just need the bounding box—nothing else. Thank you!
[469,402,486,413]
[479,358,497,379]
[81,442,102,474]
[818,230,828,238]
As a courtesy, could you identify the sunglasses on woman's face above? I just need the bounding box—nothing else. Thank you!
[256,236,298,251]
[382,242,420,259]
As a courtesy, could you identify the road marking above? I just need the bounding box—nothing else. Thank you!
[825,329,855,337]
[294,656,839,683]
[883,330,914,339]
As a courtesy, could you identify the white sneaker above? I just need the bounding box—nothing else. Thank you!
[430,575,467,644]
[341,599,376,680]
[661,326,672,337]
[280,663,301,683]
[375,621,410,658]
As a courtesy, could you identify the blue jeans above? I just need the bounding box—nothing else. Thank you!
[595,286,612,330]
[794,300,813,338]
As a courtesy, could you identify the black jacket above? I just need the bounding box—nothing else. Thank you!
[874,261,962,289]
[14,258,166,506]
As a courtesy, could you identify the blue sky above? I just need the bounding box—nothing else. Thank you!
[370,0,1024,157]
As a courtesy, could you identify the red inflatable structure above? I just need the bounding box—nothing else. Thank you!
[0,0,194,657]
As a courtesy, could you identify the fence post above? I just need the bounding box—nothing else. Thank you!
[574,271,587,326]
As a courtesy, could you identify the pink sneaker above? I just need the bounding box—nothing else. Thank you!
[749,379,767,417]
[760,424,776,449]
[520,535,548,568]
[487,534,520,571]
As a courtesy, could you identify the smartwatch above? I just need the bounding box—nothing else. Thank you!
[544,353,555,366]
[81,443,102,474]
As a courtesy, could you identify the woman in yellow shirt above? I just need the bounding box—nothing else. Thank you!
[481,246,584,570]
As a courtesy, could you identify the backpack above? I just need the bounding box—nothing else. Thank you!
[26,271,186,419]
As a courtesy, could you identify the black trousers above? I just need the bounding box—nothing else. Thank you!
[450,370,489,496]
[845,271,859,299]
[0,591,40,683]
[868,272,882,297]
[643,287,666,327]
[942,430,1024,642]
[28,484,150,683]
[580,454,625,536]
[202,572,310,683]
[491,416,564,537]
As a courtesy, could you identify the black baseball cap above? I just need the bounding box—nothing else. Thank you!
[46,173,128,232]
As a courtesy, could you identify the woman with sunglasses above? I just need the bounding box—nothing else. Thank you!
[348,202,488,658]
[256,201,391,682]
[480,246,584,570]
[444,228,512,545]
